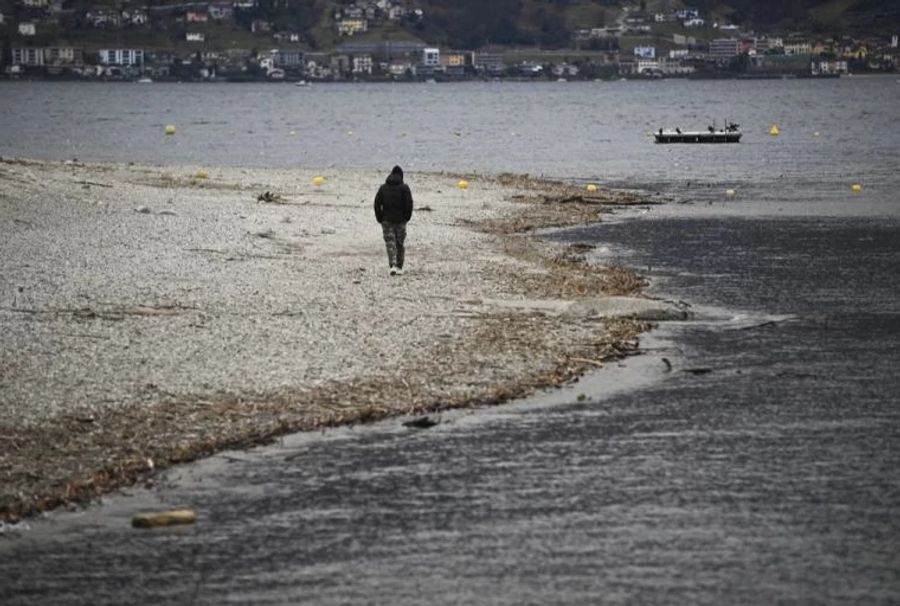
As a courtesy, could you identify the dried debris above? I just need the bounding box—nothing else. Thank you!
[257,191,286,204]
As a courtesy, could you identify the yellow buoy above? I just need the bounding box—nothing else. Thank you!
[851,183,862,193]
[814,131,820,137]
[725,188,736,197]
[195,170,209,179]
[164,124,176,136]
[586,184,598,193]
[132,509,196,528]
[457,179,469,190]
[769,124,780,136]
[289,130,296,136]
[312,176,326,187]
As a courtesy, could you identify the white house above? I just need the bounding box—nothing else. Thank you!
[683,18,705,28]
[18,22,37,36]
[637,59,660,73]
[422,48,439,67]
[634,46,656,59]
[12,47,44,66]
[186,32,206,42]
[209,4,234,20]
[812,60,848,75]
[784,41,812,55]
[99,48,144,66]
[352,54,373,74]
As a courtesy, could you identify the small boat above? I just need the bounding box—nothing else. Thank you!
[136,77,153,84]
[654,123,741,144]
[295,80,310,87]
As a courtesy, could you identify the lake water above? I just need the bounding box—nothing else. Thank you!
[1,77,899,206]
[2,78,899,604]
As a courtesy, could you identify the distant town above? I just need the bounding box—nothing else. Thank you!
[2,0,898,82]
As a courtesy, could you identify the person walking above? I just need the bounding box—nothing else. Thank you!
[374,165,413,276]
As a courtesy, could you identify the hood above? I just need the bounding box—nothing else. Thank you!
[385,172,403,186]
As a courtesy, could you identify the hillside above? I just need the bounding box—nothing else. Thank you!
[2,0,896,57]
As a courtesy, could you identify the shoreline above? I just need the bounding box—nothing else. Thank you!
[0,157,678,522]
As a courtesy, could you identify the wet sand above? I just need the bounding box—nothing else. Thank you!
[0,158,674,521]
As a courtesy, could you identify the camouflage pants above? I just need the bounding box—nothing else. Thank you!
[381,221,407,268]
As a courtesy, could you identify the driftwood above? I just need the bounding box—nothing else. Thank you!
[75,180,112,188]
[569,356,605,368]
[542,194,661,206]
[256,191,286,204]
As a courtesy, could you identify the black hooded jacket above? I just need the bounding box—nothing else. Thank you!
[374,171,413,224]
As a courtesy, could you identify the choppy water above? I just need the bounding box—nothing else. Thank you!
[2,78,899,604]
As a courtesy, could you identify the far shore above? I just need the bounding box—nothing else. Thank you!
[0,157,679,522]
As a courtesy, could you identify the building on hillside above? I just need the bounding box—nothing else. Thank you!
[12,47,44,66]
[784,41,811,55]
[186,33,205,42]
[337,18,367,36]
[352,54,372,74]
[45,46,83,65]
[617,56,637,75]
[273,50,304,67]
[636,58,659,74]
[421,48,439,67]
[672,34,697,46]
[186,10,208,23]
[209,4,234,20]
[634,46,656,59]
[99,48,144,66]
[709,38,740,59]
[18,22,37,36]
[126,9,149,25]
[86,10,121,27]
[273,32,302,43]
[754,37,782,52]
[658,58,696,75]
[811,59,848,75]
[440,52,468,76]
[441,52,467,68]
[551,63,579,78]
[342,6,365,19]
[474,52,504,75]
[251,19,272,33]
[387,6,407,21]
[683,17,705,28]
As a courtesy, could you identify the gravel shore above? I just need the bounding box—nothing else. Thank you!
[0,158,667,520]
